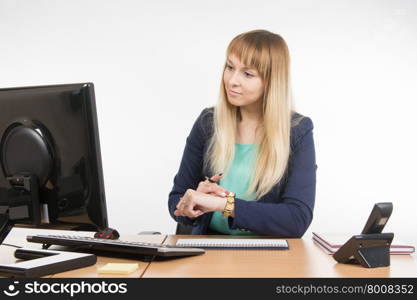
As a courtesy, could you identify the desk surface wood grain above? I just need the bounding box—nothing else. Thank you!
[142,235,417,278]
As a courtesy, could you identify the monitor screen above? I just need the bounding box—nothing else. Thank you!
[0,83,108,231]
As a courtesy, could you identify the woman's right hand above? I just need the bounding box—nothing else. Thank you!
[197,174,229,197]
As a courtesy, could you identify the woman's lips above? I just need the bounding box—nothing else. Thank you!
[228,89,241,96]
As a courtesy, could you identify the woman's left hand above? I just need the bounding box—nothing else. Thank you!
[174,189,227,219]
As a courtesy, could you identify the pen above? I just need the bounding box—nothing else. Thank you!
[205,173,223,183]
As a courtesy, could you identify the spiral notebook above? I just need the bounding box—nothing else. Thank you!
[176,238,289,250]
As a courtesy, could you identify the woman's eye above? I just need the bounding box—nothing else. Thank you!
[226,65,233,70]
[244,72,254,77]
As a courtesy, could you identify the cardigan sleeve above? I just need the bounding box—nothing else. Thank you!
[168,108,211,226]
[228,117,317,237]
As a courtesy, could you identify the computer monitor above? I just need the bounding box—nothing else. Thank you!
[0,83,108,244]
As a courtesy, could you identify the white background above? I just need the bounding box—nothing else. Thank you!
[1,0,416,243]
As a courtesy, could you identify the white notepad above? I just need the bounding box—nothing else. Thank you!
[176,238,289,249]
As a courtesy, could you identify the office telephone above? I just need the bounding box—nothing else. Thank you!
[333,202,394,268]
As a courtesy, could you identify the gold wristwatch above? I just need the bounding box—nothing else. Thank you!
[222,192,235,217]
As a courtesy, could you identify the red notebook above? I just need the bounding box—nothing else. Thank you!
[312,232,415,255]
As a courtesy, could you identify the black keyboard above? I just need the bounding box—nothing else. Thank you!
[27,235,205,258]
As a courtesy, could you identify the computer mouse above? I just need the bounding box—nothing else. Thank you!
[94,228,120,240]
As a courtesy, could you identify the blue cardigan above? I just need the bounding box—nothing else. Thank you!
[168,108,317,237]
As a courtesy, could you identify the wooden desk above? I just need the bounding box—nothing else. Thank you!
[3,232,416,278]
[142,235,417,278]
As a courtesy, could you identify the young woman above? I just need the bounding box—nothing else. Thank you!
[168,30,316,237]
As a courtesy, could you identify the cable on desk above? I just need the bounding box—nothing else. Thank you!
[1,243,22,248]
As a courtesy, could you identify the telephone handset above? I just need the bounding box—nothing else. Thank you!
[361,202,393,234]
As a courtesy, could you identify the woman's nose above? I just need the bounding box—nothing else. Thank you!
[228,71,240,87]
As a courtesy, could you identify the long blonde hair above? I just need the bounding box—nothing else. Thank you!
[207,30,293,199]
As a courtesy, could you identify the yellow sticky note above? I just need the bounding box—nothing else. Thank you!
[97,263,139,275]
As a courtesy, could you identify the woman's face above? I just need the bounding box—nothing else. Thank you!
[223,55,264,108]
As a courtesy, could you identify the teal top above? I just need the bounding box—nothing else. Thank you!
[209,143,258,235]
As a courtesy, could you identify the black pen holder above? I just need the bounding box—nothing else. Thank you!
[333,233,394,268]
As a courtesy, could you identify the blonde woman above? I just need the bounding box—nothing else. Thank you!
[169,30,316,237]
